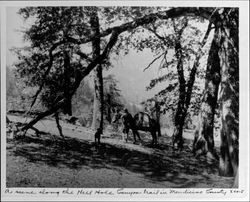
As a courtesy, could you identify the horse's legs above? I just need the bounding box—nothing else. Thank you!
[123,131,126,142]
[126,130,129,142]
[137,131,141,141]
[132,128,137,143]
[132,128,141,144]
[157,123,161,137]
[134,129,141,141]
[123,127,129,142]
[151,130,157,146]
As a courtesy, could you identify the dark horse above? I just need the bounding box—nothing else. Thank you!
[112,109,159,145]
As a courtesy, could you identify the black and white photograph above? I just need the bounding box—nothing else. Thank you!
[1,1,249,201]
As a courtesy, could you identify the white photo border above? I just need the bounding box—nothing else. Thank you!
[1,1,249,201]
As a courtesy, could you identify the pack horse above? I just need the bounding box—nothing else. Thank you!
[112,109,159,145]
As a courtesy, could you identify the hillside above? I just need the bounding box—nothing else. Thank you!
[6,115,233,188]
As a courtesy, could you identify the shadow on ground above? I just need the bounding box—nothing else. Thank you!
[6,130,226,188]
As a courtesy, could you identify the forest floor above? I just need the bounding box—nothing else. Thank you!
[5,115,234,188]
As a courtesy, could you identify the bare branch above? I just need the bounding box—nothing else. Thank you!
[75,51,93,62]
[55,112,64,139]
[163,50,168,65]
[143,52,165,72]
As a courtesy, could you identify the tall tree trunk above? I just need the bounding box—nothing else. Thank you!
[193,26,221,158]
[154,100,161,137]
[217,9,239,177]
[63,51,72,116]
[172,21,212,150]
[91,65,104,130]
[91,81,98,129]
[90,8,104,131]
[172,31,186,150]
[107,93,112,123]
[172,92,186,149]
[172,113,185,149]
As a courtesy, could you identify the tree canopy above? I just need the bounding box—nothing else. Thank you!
[12,6,239,179]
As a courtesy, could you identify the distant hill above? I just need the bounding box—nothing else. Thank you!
[6,66,19,98]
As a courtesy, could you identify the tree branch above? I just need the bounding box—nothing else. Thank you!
[29,126,49,136]
[143,52,165,72]
[76,30,120,82]
[21,30,120,131]
[55,112,64,139]
[185,21,213,109]
[29,40,66,109]
[147,27,168,45]
[199,21,213,48]
[66,8,214,45]
[21,8,217,132]
[75,51,92,62]
[21,99,65,131]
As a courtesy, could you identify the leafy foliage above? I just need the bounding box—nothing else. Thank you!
[104,74,123,109]
[14,7,93,110]
[133,17,209,121]
[14,7,139,111]
[13,7,211,127]
[103,74,124,123]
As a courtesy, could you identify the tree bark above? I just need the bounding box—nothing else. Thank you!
[90,8,104,131]
[171,21,212,151]
[107,93,112,123]
[232,169,239,188]
[217,9,239,177]
[193,26,221,158]
[63,51,72,116]
[154,100,161,137]
[172,21,187,150]
[91,65,104,130]
[149,21,212,146]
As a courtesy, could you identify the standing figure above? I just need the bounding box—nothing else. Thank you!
[95,128,102,145]
[122,109,141,143]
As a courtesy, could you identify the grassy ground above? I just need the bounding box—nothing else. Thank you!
[6,115,234,188]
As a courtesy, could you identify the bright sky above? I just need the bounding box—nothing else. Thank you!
[6,7,24,65]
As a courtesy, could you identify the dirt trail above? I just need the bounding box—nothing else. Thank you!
[6,115,233,188]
